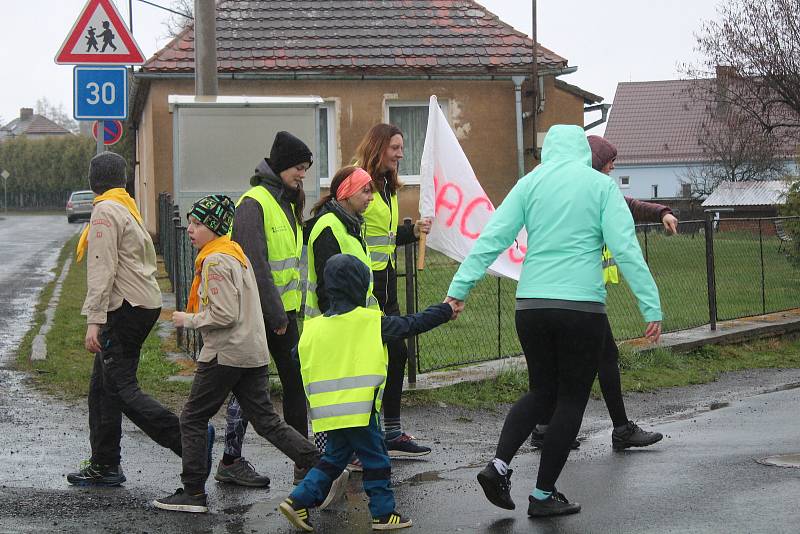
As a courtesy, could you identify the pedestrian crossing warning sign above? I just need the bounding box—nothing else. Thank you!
[55,0,145,65]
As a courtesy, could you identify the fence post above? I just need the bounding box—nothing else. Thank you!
[704,212,717,331]
[403,217,417,386]
[759,218,765,314]
[173,210,184,347]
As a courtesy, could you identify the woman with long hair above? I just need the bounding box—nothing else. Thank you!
[353,123,432,457]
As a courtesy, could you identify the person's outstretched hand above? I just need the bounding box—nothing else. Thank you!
[444,296,465,320]
[645,321,662,343]
[662,213,679,235]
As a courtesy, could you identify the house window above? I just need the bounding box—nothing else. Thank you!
[318,103,337,185]
[651,184,658,198]
[619,176,630,188]
[386,101,448,184]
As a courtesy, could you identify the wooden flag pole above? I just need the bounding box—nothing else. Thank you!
[417,231,427,271]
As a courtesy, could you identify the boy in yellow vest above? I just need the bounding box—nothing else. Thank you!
[154,195,342,513]
[279,254,457,531]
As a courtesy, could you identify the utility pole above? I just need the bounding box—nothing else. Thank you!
[531,0,539,163]
[194,0,218,96]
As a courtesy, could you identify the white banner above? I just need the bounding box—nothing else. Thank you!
[419,96,527,280]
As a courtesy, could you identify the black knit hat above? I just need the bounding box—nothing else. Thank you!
[187,194,235,236]
[88,152,127,194]
[266,131,313,175]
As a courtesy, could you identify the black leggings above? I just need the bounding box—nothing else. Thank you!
[372,264,406,421]
[533,318,628,428]
[495,308,605,492]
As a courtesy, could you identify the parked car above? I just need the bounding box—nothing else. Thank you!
[66,190,95,223]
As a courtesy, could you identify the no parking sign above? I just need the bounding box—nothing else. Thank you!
[92,120,123,145]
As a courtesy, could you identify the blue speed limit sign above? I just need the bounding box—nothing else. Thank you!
[73,66,128,120]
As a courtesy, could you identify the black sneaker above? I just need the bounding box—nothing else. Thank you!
[612,421,663,451]
[530,428,580,450]
[372,511,412,530]
[153,488,208,513]
[279,498,313,532]
[527,490,581,517]
[476,462,515,510]
[386,433,431,458]
[66,461,126,487]
[214,457,270,487]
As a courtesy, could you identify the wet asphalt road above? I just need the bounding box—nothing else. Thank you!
[1,213,799,533]
[0,214,80,365]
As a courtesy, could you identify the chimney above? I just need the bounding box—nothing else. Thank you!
[19,108,33,121]
[715,65,736,116]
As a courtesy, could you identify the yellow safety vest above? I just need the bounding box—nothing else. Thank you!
[363,191,399,271]
[305,211,380,319]
[234,185,303,312]
[299,307,388,433]
[602,245,620,284]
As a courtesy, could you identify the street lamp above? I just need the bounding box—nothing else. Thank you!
[1,169,9,216]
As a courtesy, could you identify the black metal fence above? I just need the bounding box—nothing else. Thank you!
[157,193,800,376]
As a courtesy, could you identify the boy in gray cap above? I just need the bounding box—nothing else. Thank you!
[68,152,192,486]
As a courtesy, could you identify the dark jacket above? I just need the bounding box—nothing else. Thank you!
[625,196,673,224]
[230,159,301,330]
[304,200,368,314]
[323,254,451,342]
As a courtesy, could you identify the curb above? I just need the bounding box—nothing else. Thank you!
[30,254,73,361]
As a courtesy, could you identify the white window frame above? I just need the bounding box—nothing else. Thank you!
[318,101,338,188]
[619,175,630,189]
[384,100,449,185]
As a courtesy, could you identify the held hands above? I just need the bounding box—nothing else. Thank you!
[444,296,465,320]
[661,214,679,235]
[645,321,662,343]
[172,311,187,328]
[413,218,433,238]
[85,324,102,353]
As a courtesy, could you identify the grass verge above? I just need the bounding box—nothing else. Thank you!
[404,336,800,410]
[17,237,192,406]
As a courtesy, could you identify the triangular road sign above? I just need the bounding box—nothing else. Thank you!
[55,0,145,65]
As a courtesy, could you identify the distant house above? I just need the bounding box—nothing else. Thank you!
[130,0,603,234]
[702,180,790,218]
[0,108,72,141]
[603,71,798,202]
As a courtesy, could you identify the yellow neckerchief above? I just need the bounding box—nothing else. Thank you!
[186,235,248,313]
[75,188,143,262]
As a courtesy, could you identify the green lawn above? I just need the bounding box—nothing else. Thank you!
[397,229,800,372]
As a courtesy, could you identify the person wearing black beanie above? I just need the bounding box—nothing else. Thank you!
[213,132,315,488]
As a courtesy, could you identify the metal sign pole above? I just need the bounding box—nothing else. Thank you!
[96,120,105,154]
[1,170,9,215]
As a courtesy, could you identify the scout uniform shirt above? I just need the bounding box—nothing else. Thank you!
[81,200,162,325]
[183,253,269,368]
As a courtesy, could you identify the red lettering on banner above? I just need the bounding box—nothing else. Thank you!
[435,182,463,227]
[508,241,527,264]
[460,197,493,240]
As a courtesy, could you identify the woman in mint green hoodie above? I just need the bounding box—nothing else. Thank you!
[446,125,662,518]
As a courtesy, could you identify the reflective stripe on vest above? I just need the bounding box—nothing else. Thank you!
[235,185,303,311]
[363,191,399,271]
[299,307,388,432]
[601,246,620,285]
[305,211,380,320]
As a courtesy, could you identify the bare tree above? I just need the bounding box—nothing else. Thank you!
[164,0,194,38]
[35,97,79,133]
[682,107,788,197]
[689,0,800,136]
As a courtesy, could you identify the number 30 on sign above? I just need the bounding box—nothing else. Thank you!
[73,66,128,120]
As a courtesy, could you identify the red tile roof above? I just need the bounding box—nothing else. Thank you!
[605,79,798,165]
[142,0,567,75]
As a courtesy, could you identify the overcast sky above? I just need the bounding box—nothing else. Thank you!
[0,0,721,133]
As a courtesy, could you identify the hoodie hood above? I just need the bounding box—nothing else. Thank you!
[323,253,371,315]
[540,125,593,168]
[251,159,283,190]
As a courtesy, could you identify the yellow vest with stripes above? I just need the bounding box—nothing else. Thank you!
[234,185,303,312]
[363,191,399,271]
[299,307,388,432]
[305,211,379,319]
[602,246,620,284]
